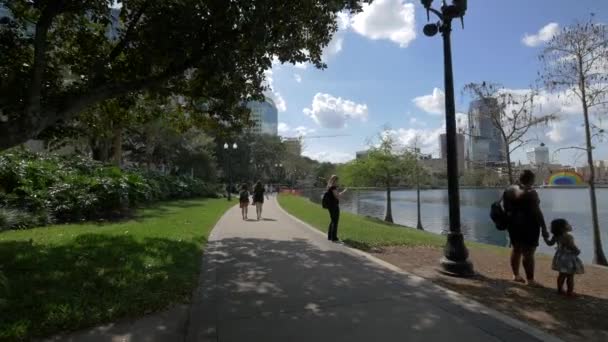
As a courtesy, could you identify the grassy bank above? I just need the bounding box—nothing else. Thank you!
[278,194,445,249]
[0,198,234,341]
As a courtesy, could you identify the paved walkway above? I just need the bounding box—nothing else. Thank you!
[185,198,559,342]
[49,197,560,342]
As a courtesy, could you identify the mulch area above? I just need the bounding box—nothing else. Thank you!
[371,246,608,342]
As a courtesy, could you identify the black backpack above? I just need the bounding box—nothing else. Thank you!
[321,190,332,209]
[490,196,508,231]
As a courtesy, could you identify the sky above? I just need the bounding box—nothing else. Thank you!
[267,0,608,166]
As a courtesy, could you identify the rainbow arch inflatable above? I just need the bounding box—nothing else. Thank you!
[545,171,585,186]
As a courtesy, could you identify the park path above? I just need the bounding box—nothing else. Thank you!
[185,197,560,342]
[46,197,560,342]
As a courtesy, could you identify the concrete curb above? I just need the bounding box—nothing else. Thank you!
[274,196,563,342]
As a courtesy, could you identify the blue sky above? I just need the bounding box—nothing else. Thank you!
[268,0,608,166]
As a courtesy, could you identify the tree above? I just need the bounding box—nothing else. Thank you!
[539,18,608,265]
[0,0,368,149]
[340,133,415,223]
[463,82,556,184]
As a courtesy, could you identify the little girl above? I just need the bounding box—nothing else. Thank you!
[546,219,585,296]
[239,184,250,220]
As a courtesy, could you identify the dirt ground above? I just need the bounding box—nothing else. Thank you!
[371,246,608,342]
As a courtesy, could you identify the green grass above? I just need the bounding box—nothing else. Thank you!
[278,194,445,249]
[0,198,234,341]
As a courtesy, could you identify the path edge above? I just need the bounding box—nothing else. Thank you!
[274,196,563,342]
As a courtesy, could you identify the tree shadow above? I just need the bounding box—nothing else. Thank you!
[0,234,203,340]
[189,237,550,341]
[429,272,608,341]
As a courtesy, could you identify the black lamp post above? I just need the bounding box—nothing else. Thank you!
[420,0,474,276]
[224,142,238,200]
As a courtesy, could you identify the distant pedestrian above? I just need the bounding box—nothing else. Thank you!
[546,219,584,297]
[252,181,265,220]
[264,184,270,200]
[239,184,250,220]
[503,170,550,286]
[322,175,347,242]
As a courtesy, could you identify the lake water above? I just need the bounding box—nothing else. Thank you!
[303,188,608,263]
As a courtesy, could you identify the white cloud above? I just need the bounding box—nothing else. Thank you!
[303,151,354,164]
[277,123,316,137]
[303,93,368,129]
[294,74,302,83]
[263,69,287,112]
[409,117,427,126]
[413,88,445,115]
[351,0,416,48]
[522,23,559,47]
[278,122,290,135]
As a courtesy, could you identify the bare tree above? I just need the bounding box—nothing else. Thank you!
[463,82,556,184]
[539,18,608,265]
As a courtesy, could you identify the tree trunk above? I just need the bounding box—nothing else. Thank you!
[579,65,608,266]
[505,148,514,184]
[91,137,110,162]
[111,124,123,166]
[384,184,393,223]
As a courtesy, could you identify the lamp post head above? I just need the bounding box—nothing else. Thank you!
[233,143,238,149]
[423,23,439,37]
[223,143,229,150]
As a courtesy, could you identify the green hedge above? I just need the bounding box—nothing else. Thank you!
[0,151,219,230]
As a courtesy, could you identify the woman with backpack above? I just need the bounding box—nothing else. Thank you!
[323,175,347,242]
[503,170,550,286]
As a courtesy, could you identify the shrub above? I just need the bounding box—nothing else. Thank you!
[0,150,218,229]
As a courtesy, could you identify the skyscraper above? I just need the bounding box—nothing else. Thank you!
[468,98,505,165]
[247,98,278,136]
[526,144,550,166]
[440,133,466,172]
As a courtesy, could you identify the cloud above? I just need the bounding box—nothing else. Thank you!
[413,88,445,115]
[303,93,368,129]
[409,117,427,126]
[303,150,354,164]
[278,123,316,137]
[294,74,302,83]
[263,69,287,112]
[522,23,559,47]
[351,0,416,48]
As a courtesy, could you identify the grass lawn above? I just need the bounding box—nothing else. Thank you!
[278,194,445,249]
[0,198,234,341]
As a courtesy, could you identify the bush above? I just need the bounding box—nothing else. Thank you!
[0,150,218,229]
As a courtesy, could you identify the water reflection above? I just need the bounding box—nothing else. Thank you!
[303,188,608,263]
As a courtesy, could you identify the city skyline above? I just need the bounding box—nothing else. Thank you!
[269,0,608,166]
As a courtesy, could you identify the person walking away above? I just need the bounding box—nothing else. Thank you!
[546,219,584,297]
[503,170,550,286]
[264,184,270,200]
[252,181,265,220]
[239,184,250,220]
[324,175,347,242]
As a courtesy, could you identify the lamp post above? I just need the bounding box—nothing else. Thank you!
[224,142,238,200]
[415,153,424,230]
[274,163,283,183]
[420,0,474,276]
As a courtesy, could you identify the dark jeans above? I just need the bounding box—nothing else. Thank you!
[327,207,340,241]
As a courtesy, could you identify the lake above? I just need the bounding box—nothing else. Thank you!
[302,188,608,263]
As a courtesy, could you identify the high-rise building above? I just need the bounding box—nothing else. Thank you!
[526,144,550,166]
[440,133,466,172]
[468,98,506,165]
[247,98,278,136]
[283,137,302,156]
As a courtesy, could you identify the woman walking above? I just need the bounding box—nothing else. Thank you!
[324,175,347,242]
[239,184,250,220]
[252,181,266,221]
[503,170,550,286]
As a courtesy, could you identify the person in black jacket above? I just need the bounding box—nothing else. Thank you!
[503,170,550,286]
[252,181,265,221]
[326,175,347,242]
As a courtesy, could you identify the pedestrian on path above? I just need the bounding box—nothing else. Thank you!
[252,181,266,221]
[502,170,550,286]
[546,218,584,297]
[324,175,347,242]
[239,184,250,220]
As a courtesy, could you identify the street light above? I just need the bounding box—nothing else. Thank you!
[224,142,238,201]
[420,0,474,277]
